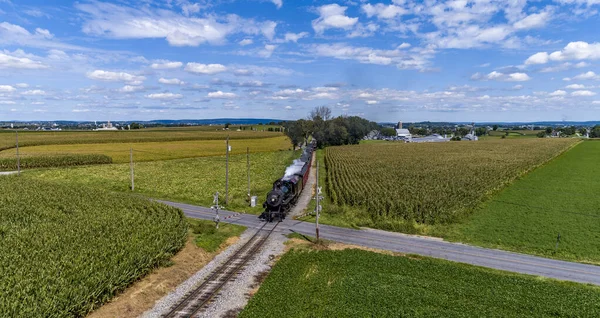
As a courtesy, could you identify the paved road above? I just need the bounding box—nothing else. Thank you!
[160,200,600,286]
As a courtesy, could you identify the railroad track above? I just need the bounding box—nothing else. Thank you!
[163,221,280,318]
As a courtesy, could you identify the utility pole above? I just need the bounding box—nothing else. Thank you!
[225,135,230,205]
[315,160,321,241]
[247,147,251,204]
[15,131,20,175]
[212,192,222,229]
[130,148,134,191]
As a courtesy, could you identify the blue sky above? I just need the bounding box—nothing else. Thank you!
[0,0,599,122]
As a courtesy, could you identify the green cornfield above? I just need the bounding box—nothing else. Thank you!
[325,139,577,225]
[0,176,188,317]
[0,154,112,171]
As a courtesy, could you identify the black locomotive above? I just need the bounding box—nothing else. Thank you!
[260,141,316,222]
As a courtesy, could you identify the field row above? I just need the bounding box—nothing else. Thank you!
[241,248,600,317]
[0,154,112,171]
[0,175,188,317]
[27,151,298,213]
[0,136,291,163]
[324,139,577,226]
[0,129,282,151]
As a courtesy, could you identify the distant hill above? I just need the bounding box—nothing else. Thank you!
[1,118,285,126]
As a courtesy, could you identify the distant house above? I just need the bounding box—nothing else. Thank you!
[396,128,412,140]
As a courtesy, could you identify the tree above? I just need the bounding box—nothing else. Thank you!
[456,127,470,137]
[129,122,142,129]
[381,127,397,137]
[537,131,547,138]
[590,125,600,138]
[283,121,304,148]
[492,124,498,131]
[545,127,553,134]
[309,106,332,121]
[297,119,314,146]
[475,127,487,137]
[224,122,230,129]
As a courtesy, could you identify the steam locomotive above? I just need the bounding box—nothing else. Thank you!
[260,141,316,222]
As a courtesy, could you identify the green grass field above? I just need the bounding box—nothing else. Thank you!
[188,219,246,252]
[0,135,291,163]
[27,151,297,213]
[445,140,600,264]
[241,248,600,318]
[0,128,282,151]
[0,175,188,317]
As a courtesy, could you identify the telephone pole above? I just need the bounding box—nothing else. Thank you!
[315,160,320,241]
[225,135,230,205]
[247,147,251,204]
[15,131,20,175]
[130,148,134,191]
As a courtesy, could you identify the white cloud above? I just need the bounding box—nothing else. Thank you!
[185,63,227,74]
[271,0,282,9]
[507,73,531,82]
[146,92,183,99]
[15,83,28,88]
[87,70,146,83]
[0,22,86,51]
[207,91,237,98]
[366,100,378,104]
[150,60,183,69]
[21,89,46,95]
[283,32,308,43]
[0,101,16,104]
[75,1,277,46]
[573,71,599,80]
[362,3,406,19]
[0,50,49,69]
[572,90,597,96]
[513,11,551,30]
[31,101,45,105]
[117,85,145,93]
[397,43,411,49]
[259,44,277,58]
[285,105,292,110]
[308,43,432,71]
[549,90,567,96]
[0,85,16,93]
[566,84,586,89]
[239,39,253,46]
[527,42,600,65]
[472,71,531,82]
[159,77,185,85]
[312,4,358,34]
[525,52,549,65]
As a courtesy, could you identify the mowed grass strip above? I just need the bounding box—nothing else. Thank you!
[0,135,291,163]
[449,140,600,263]
[0,128,281,150]
[27,151,297,213]
[0,176,188,317]
[240,249,600,318]
[323,139,577,229]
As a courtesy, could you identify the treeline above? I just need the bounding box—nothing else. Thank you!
[284,106,380,148]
